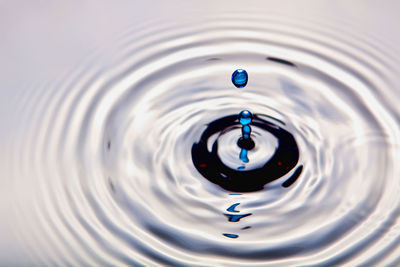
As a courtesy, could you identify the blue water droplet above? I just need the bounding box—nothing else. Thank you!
[238,110,252,125]
[231,69,248,88]
[242,125,251,139]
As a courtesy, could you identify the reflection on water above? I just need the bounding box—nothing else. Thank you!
[1,1,400,265]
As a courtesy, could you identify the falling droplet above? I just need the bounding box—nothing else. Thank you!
[231,69,248,88]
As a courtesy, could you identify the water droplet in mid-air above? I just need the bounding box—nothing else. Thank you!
[238,110,252,125]
[231,69,248,88]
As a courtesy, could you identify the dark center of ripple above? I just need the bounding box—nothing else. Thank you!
[192,114,302,192]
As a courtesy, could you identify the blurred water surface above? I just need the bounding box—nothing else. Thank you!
[1,1,400,266]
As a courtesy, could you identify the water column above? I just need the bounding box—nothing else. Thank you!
[238,110,253,163]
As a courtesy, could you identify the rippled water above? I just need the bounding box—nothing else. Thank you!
[2,1,400,266]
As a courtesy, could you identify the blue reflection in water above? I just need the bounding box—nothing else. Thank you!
[223,233,239,238]
[239,148,249,163]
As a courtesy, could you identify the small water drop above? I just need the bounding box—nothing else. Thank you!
[238,110,252,125]
[231,69,248,88]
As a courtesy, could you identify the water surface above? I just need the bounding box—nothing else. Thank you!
[1,1,400,266]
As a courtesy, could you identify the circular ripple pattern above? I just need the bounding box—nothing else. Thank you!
[8,13,400,266]
[192,114,300,192]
